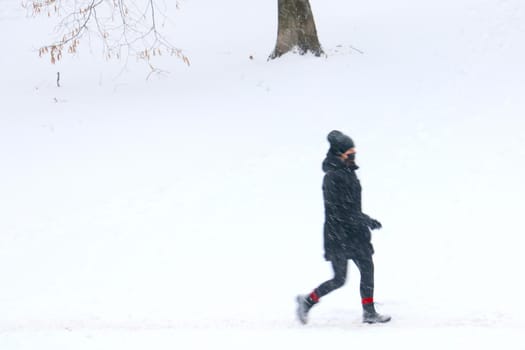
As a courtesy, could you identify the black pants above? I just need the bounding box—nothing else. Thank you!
[315,255,374,300]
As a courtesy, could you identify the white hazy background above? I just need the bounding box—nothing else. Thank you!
[1,0,524,348]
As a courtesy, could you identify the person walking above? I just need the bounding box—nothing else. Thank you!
[296,130,391,325]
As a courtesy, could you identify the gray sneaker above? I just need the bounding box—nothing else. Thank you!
[296,295,315,324]
[363,310,391,324]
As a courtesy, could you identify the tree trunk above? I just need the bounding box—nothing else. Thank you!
[269,0,323,59]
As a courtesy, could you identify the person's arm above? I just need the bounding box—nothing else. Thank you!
[359,213,382,230]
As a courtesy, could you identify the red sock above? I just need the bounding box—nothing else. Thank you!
[362,297,374,305]
[309,291,320,303]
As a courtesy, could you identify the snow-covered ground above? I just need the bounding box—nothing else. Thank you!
[1,0,524,348]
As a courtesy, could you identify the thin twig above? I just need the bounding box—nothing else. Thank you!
[350,45,364,54]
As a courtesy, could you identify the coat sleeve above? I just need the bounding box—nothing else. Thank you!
[324,171,370,227]
[324,171,354,222]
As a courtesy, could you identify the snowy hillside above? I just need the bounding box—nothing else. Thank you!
[1,0,524,349]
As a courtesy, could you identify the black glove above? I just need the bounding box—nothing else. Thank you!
[367,218,382,230]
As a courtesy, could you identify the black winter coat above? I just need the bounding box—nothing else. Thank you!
[322,152,375,261]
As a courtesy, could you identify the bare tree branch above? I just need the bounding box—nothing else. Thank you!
[23,0,189,70]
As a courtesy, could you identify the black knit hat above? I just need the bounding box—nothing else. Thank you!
[327,130,355,155]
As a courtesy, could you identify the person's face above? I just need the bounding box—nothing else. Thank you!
[341,148,356,160]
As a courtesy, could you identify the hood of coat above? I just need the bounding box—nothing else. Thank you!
[322,152,359,173]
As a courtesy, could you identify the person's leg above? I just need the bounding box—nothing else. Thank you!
[353,256,374,303]
[313,256,348,299]
[296,256,348,324]
[354,256,391,323]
